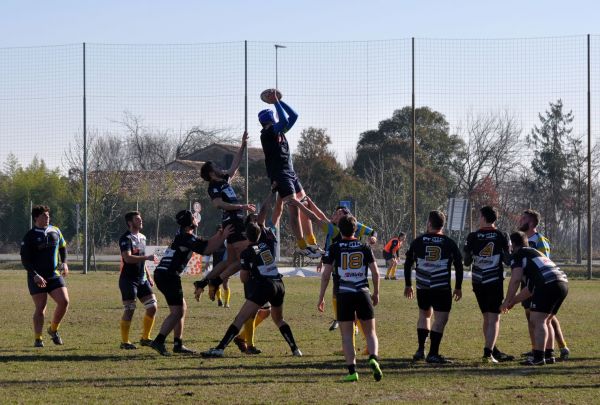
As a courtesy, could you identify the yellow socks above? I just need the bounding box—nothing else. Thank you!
[35,332,43,340]
[256,308,270,325]
[50,322,60,332]
[120,319,132,343]
[332,296,338,321]
[297,238,308,249]
[306,234,317,245]
[223,288,231,306]
[141,315,155,340]
[216,288,222,301]
[242,315,257,346]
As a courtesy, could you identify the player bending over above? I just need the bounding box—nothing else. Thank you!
[201,220,302,358]
[501,231,569,366]
[404,210,463,364]
[258,91,322,258]
[318,215,382,382]
[149,211,232,356]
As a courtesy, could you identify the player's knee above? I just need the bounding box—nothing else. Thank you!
[143,297,157,315]
[123,301,136,319]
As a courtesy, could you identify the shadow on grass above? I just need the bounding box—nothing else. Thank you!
[0,353,150,362]
[492,383,600,390]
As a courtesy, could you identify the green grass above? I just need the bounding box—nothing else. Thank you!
[0,270,599,404]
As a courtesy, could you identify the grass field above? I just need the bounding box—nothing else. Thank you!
[1,270,599,404]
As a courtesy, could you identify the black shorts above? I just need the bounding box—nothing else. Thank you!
[119,276,153,301]
[473,282,503,314]
[382,251,394,261]
[336,290,375,322]
[521,297,532,309]
[243,282,271,309]
[530,281,568,315]
[27,275,66,295]
[273,173,303,199]
[154,269,184,306]
[245,277,285,307]
[223,217,246,244]
[416,288,452,312]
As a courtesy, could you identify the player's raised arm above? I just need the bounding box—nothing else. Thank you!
[225,131,248,178]
[272,98,298,134]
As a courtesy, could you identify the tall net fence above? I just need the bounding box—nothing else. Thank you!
[0,37,598,272]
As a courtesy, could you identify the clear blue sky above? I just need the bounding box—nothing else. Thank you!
[0,0,598,46]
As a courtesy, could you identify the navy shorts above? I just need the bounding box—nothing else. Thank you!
[382,251,394,261]
[245,277,285,307]
[154,269,183,306]
[223,217,246,244]
[119,276,153,301]
[337,290,375,322]
[473,282,503,314]
[530,282,568,315]
[416,288,452,312]
[273,173,303,199]
[27,275,66,295]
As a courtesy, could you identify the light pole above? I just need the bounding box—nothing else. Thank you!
[274,44,286,89]
[274,44,286,263]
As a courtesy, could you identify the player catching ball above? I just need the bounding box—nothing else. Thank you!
[318,215,382,383]
[258,89,322,258]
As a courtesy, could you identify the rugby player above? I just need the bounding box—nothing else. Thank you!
[258,91,322,258]
[318,215,382,382]
[404,210,463,364]
[200,131,255,310]
[149,211,232,356]
[463,206,514,363]
[20,205,70,347]
[501,231,569,366]
[383,233,406,280]
[518,209,570,360]
[201,221,302,358]
[118,211,157,350]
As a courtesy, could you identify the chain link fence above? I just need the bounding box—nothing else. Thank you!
[0,36,598,275]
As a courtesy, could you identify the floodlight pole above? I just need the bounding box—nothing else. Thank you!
[587,34,592,279]
[411,37,417,240]
[83,42,88,275]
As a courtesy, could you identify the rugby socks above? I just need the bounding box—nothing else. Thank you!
[242,315,256,346]
[332,297,338,321]
[223,288,231,306]
[153,333,166,345]
[174,337,183,349]
[120,320,132,343]
[278,323,298,352]
[217,324,240,350]
[369,354,379,362]
[142,314,155,340]
[50,322,60,332]
[297,238,308,249]
[347,364,357,375]
[544,349,555,359]
[558,340,567,349]
[256,308,270,325]
[215,288,222,301]
[306,234,317,246]
[417,328,429,352]
[533,349,545,362]
[428,331,443,356]
[35,333,43,340]
[484,347,493,357]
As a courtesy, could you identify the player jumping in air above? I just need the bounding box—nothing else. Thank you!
[318,215,382,382]
[258,91,322,258]
[404,210,463,364]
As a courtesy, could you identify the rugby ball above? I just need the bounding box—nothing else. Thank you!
[260,88,282,104]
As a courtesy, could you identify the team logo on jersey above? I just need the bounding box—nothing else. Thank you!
[477,232,497,239]
[423,236,444,244]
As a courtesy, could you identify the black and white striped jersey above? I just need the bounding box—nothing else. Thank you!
[463,228,510,285]
[511,247,567,289]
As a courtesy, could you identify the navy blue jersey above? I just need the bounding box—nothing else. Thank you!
[511,247,567,290]
[260,101,298,180]
[240,234,280,280]
[156,233,209,275]
[404,233,464,290]
[463,228,510,285]
[119,230,147,280]
[323,239,375,294]
[20,225,67,279]
[207,174,243,222]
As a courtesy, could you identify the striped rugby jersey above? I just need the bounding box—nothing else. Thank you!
[463,228,510,285]
[511,247,567,289]
[323,239,375,294]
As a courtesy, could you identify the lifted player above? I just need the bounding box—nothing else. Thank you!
[404,210,463,364]
[258,92,322,258]
[149,211,232,356]
[201,220,302,358]
[318,215,382,382]
[501,231,569,366]
[463,206,514,363]
[118,211,157,350]
[20,205,70,347]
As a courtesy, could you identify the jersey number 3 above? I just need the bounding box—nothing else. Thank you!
[425,246,441,261]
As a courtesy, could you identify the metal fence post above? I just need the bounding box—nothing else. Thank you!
[83,42,88,275]
[587,34,593,279]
